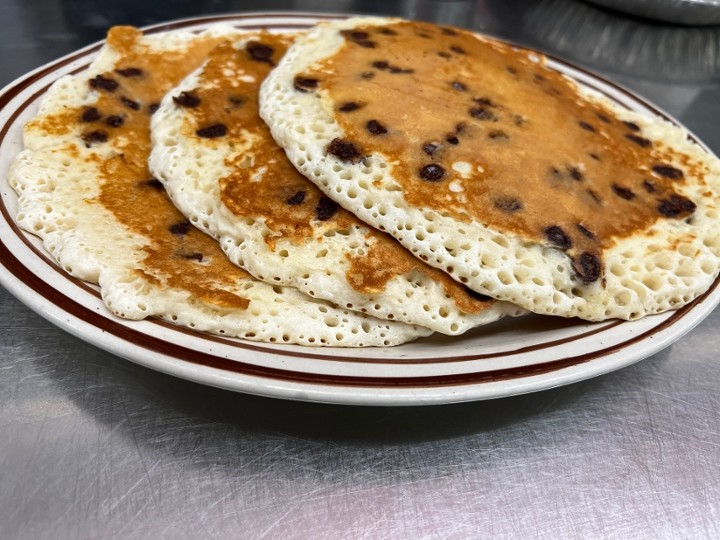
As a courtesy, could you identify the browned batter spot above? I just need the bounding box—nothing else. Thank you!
[181,35,492,315]
[308,20,703,283]
[345,236,491,314]
[36,26,253,310]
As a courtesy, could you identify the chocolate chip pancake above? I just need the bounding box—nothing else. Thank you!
[7,25,431,346]
[260,17,720,321]
[149,36,524,335]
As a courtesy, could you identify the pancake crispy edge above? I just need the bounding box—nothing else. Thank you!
[7,24,431,347]
[259,17,720,321]
[149,36,526,335]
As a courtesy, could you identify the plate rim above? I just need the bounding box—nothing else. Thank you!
[1,11,718,406]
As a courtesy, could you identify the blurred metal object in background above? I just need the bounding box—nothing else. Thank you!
[584,0,720,25]
[487,0,720,83]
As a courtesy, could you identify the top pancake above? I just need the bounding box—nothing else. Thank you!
[7,25,430,347]
[149,35,524,335]
[260,17,720,321]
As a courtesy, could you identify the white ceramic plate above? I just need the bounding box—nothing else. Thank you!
[1,12,719,406]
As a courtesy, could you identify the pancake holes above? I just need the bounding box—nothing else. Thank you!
[324,317,339,327]
[498,271,513,285]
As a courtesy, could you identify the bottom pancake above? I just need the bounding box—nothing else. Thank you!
[8,25,430,346]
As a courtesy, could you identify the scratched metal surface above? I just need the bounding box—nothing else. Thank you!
[2,0,720,538]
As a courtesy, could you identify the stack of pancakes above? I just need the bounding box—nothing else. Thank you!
[9,18,720,347]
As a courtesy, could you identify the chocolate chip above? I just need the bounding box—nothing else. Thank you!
[293,76,319,92]
[494,197,523,213]
[589,153,600,161]
[173,91,201,108]
[338,101,363,112]
[228,96,244,106]
[89,75,118,92]
[488,130,509,140]
[441,27,459,36]
[344,30,370,40]
[326,138,362,163]
[464,286,492,302]
[360,71,375,80]
[419,164,445,182]
[315,196,339,221]
[148,103,160,114]
[658,194,696,217]
[437,51,451,59]
[514,115,526,126]
[445,134,459,145]
[469,107,497,121]
[587,189,603,204]
[573,252,601,283]
[286,190,306,205]
[115,67,143,78]
[544,225,572,250]
[366,119,388,135]
[450,45,466,54]
[652,164,684,179]
[451,81,467,91]
[568,166,583,181]
[612,183,635,200]
[579,121,595,132]
[549,166,563,180]
[181,252,204,262]
[642,179,657,192]
[246,42,274,64]
[341,30,377,47]
[372,60,389,69]
[454,122,466,134]
[576,224,595,239]
[169,221,191,236]
[120,96,140,110]
[140,178,164,191]
[422,142,439,156]
[105,115,124,128]
[623,121,640,132]
[625,134,652,148]
[473,96,495,107]
[533,74,546,83]
[81,107,101,122]
[388,66,414,74]
[196,123,227,138]
[378,27,398,36]
[506,66,518,75]
[81,130,108,145]
[595,112,611,123]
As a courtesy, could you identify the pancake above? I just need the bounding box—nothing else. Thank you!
[259,17,720,321]
[149,35,525,335]
[7,25,431,347]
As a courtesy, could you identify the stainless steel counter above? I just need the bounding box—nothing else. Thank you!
[2,1,720,538]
